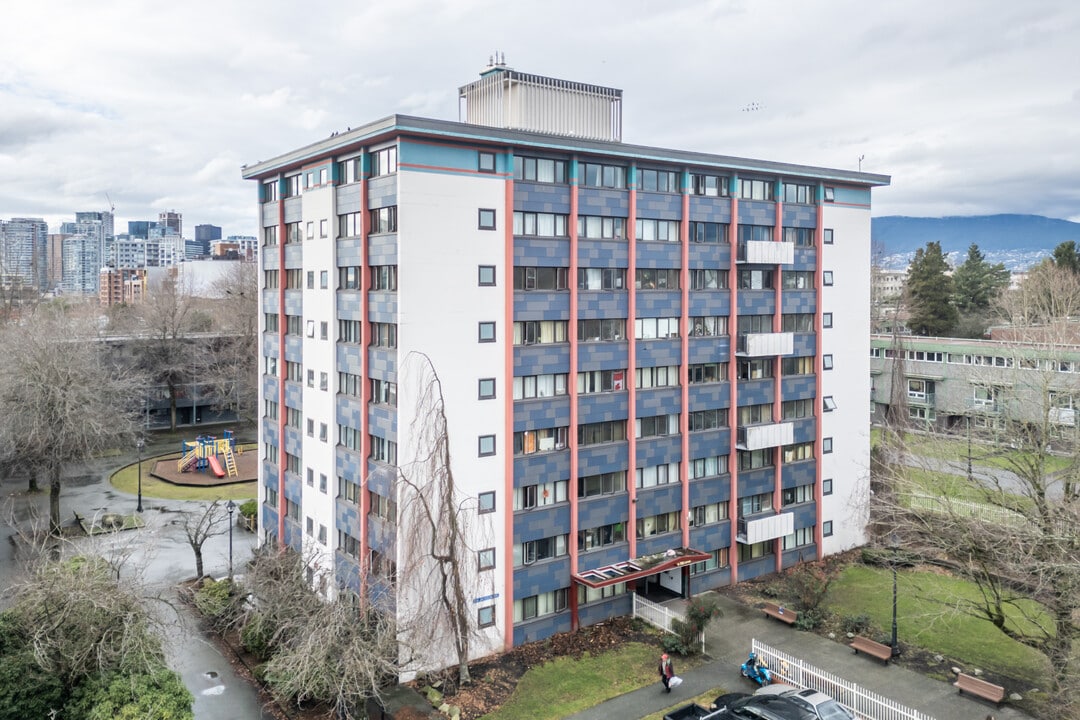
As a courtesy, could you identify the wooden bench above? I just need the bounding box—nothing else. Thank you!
[954,673,1005,706]
[849,635,892,664]
[761,602,798,625]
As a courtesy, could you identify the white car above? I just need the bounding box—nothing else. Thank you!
[754,684,856,720]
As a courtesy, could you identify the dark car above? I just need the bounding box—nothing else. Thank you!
[709,693,818,720]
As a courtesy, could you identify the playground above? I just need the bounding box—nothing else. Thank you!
[149,430,259,487]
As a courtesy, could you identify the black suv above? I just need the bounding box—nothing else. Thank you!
[709,693,818,720]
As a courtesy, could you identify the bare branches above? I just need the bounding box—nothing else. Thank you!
[180,501,231,580]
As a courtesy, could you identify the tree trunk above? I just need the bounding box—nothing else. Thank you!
[49,466,62,536]
[28,468,38,492]
[168,382,178,432]
[195,546,204,579]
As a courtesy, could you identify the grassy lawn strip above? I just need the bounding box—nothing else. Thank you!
[478,642,702,720]
[110,460,257,503]
[874,428,1074,475]
[640,687,727,720]
[828,565,1051,684]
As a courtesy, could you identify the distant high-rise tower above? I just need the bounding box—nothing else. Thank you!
[61,211,114,291]
[159,210,182,238]
[195,224,222,255]
[60,235,100,295]
[0,217,49,290]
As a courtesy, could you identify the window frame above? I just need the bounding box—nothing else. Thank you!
[478,435,496,457]
[478,208,497,230]
[822,312,833,328]
[478,151,496,173]
[478,491,496,514]
[478,378,496,400]
[478,321,496,343]
[478,265,496,286]
[478,548,496,571]
[823,437,834,454]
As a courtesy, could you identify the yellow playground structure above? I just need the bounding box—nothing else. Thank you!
[177,430,240,478]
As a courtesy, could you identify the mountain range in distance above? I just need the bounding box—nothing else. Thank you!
[872,214,1080,272]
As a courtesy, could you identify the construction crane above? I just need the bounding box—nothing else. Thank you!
[105,192,115,214]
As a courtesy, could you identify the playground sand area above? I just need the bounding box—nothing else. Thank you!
[150,450,258,487]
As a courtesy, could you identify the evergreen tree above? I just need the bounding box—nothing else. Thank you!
[1051,240,1080,274]
[905,241,958,336]
[952,243,1010,312]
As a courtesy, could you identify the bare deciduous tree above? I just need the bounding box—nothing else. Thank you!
[206,261,260,424]
[180,500,231,579]
[396,352,496,687]
[0,305,145,533]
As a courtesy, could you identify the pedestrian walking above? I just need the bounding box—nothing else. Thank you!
[658,653,675,692]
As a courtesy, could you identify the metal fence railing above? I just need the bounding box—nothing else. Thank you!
[632,594,705,654]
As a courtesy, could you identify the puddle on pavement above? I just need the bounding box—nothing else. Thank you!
[201,670,226,695]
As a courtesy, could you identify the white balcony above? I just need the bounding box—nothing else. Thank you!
[737,421,794,451]
[738,511,795,544]
[737,332,794,356]
[738,240,794,265]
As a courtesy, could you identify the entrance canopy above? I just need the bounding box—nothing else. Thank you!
[572,547,711,589]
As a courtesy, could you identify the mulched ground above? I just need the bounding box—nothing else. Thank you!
[150,449,258,487]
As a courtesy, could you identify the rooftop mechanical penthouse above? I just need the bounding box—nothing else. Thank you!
[243,63,890,675]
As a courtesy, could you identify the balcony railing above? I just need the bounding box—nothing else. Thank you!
[906,392,935,407]
[737,240,795,265]
[737,421,794,450]
[737,510,795,544]
[737,332,794,356]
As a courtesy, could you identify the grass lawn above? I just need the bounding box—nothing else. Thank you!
[828,565,1051,684]
[478,642,704,720]
[110,459,256,503]
[874,426,1074,475]
[641,687,728,720]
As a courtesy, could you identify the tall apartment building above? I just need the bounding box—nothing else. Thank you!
[195,224,223,256]
[159,210,182,238]
[243,65,889,671]
[0,217,49,289]
[60,234,100,295]
[99,267,147,306]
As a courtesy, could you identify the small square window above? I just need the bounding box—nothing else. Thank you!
[320,423,328,442]
[306,320,315,338]
[478,152,496,173]
[823,228,834,245]
[478,378,496,399]
[307,418,315,437]
[320,372,328,391]
[823,396,837,412]
[822,313,833,329]
[319,474,327,494]
[306,221,315,239]
[478,491,496,514]
[823,271,834,286]
[478,547,496,570]
[320,321,328,340]
[823,478,833,496]
[823,520,834,537]
[307,468,314,486]
[320,271,328,289]
[478,266,496,286]
[307,271,315,289]
[477,605,496,628]
[823,437,833,454]
[306,516,314,535]
[478,208,496,230]
[824,187,835,202]
[478,435,496,457]
[307,369,315,388]
[318,524,327,545]
[478,322,496,343]
[320,219,328,238]
[823,354,834,370]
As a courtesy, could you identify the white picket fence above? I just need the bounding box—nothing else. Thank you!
[905,492,1025,526]
[632,594,705,654]
[751,639,936,720]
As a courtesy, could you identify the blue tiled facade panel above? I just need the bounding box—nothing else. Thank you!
[283,470,302,505]
[737,292,775,316]
[792,334,816,356]
[737,379,774,406]
[576,393,629,425]
[578,543,631,571]
[782,204,816,227]
[262,335,279,358]
[335,497,360,534]
[369,290,397,317]
[576,442,629,477]
[262,375,278,402]
[335,396,363,429]
[636,436,682,468]
[368,404,396,439]
[368,235,397,265]
[781,376,816,400]
[284,244,303,266]
[782,547,816,571]
[688,338,730,363]
[688,429,730,459]
[792,248,817,271]
[282,427,303,458]
[367,348,396,379]
[283,289,303,315]
[336,447,362,483]
[690,522,730,551]
[687,293,731,317]
[577,495,630,529]
[689,243,731,266]
[576,341,628,369]
[689,567,732,593]
[335,559,361,594]
[636,292,682,317]
[336,344,363,376]
[513,557,572,599]
[636,339,681,366]
[262,505,279,537]
[261,291,278,313]
[688,197,732,223]
[635,387,681,417]
[689,476,732,505]
[637,533,685,558]
[366,175,397,208]
[262,461,279,489]
[262,252,279,271]
[578,595,633,628]
[790,417,817,445]
[738,200,775,225]
[513,291,570,321]
[739,555,775,582]
[283,381,303,409]
[336,239,363,265]
[781,459,817,488]
[636,243,682,267]
[577,239,628,267]
[514,345,570,376]
[514,396,571,433]
[366,461,396,498]
[781,291,815,314]
[737,467,775,498]
[335,184,362,214]
[513,505,572,544]
[283,337,303,363]
[635,482,681,513]
[636,192,682,219]
[515,238,571,266]
[577,188,629,214]
[513,183,571,213]
[791,502,818,529]
[688,383,729,410]
[262,423,280,449]
[283,519,302,552]
[368,516,394,554]
[283,197,302,223]
[261,204,278,228]
[513,451,571,487]
[337,291,361,319]
[513,612,572,646]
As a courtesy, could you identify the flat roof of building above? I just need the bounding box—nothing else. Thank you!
[242,113,891,188]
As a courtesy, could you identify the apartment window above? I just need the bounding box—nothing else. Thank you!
[478,548,496,571]
[634,317,679,340]
[636,462,679,488]
[577,369,627,394]
[283,174,302,198]
[265,356,278,376]
[264,269,279,288]
[514,156,567,184]
[514,589,569,622]
[823,396,837,412]
[478,321,496,343]
[689,501,729,527]
[738,541,771,562]
[370,146,397,176]
[689,221,728,243]
[577,215,628,240]
[478,265,496,286]
[285,453,301,476]
[339,320,362,344]
[690,269,728,290]
[823,354,834,370]
[478,378,496,400]
[782,526,815,550]
[262,181,279,203]
[318,322,328,340]
[783,183,814,204]
[514,427,569,455]
[514,266,569,291]
[578,582,628,604]
[264,399,279,420]
[636,219,680,243]
[823,520,834,537]
[371,378,397,406]
[305,221,314,240]
[580,162,626,189]
[339,266,361,290]
[371,265,398,291]
[782,227,814,246]
[690,174,729,197]
[636,268,680,290]
[339,372,362,397]
[738,269,773,290]
[823,437,834,454]
[689,409,727,432]
[737,403,770,426]
[306,516,314,536]
[514,480,568,510]
[739,179,775,201]
[338,475,360,503]
[368,491,397,523]
[737,314,770,334]
[285,222,302,244]
[263,225,278,246]
[513,320,568,345]
[478,435,496,457]
[514,535,569,566]
[577,267,626,290]
[636,413,678,438]
[738,449,773,471]
[782,313,814,332]
[579,318,625,342]
[306,467,314,486]
[739,492,772,517]
[305,320,315,338]
[822,312,833,328]
[306,418,314,437]
[782,271,814,290]
[285,315,303,336]
[973,385,1000,407]
[824,187,835,202]
[638,168,679,193]
[284,269,303,289]
[370,322,397,348]
[339,425,362,452]
[478,491,496,514]
[339,211,362,238]
[370,206,397,234]
[478,151,496,173]
[636,511,681,539]
[477,605,496,628]
[513,211,569,237]
[636,365,679,389]
[336,157,359,184]
[737,359,773,380]
[320,425,328,443]
[284,361,303,382]
[690,455,728,479]
[782,356,814,375]
[823,271,834,286]
[513,373,568,399]
[369,435,397,464]
[578,522,626,551]
[578,471,626,498]
[478,208,497,230]
[578,420,627,446]
[306,370,315,388]
[688,362,727,384]
[782,399,814,420]
[782,484,814,507]
[689,549,730,576]
[783,442,814,463]
[687,316,725,338]
[824,228,834,244]
[823,478,833,495]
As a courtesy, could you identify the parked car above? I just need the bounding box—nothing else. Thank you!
[710,693,749,711]
[663,703,725,720]
[755,684,856,720]
[707,693,817,720]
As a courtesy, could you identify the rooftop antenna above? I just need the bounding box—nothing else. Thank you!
[858,154,866,172]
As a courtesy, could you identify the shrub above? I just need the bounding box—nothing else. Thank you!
[785,562,838,611]
[840,613,873,635]
[194,578,241,628]
[238,500,258,519]
[794,607,826,631]
[65,668,193,720]
[0,651,64,720]
[662,596,722,656]
[240,612,276,661]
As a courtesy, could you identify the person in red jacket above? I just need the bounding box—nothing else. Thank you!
[659,653,675,692]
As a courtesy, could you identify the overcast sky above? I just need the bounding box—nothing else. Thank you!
[2,0,1077,238]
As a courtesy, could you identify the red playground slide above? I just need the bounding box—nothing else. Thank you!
[207,455,226,478]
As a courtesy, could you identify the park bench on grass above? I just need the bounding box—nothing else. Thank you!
[761,602,797,625]
[954,673,1005,706]
[849,636,892,664]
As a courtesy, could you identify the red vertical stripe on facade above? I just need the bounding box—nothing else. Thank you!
[502,163,515,648]
[773,196,784,575]
[568,160,581,632]
[814,194,825,558]
[627,172,638,559]
[359,157,372,592]
[679,182,691,548]
[277,182,287,546]
[727,187,739,583]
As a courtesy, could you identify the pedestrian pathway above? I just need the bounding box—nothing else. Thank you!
[567,593,1030,720]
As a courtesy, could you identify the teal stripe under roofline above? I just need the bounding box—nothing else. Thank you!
[243,113,890,188]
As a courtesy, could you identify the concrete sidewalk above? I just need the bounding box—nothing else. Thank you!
[567,593,1030,720]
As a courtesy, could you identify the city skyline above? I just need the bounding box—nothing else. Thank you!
[1,0,1077,238]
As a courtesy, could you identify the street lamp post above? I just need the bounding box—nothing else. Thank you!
[136,438,145,513]
[889,533,901,657]
[226,500,236,580]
